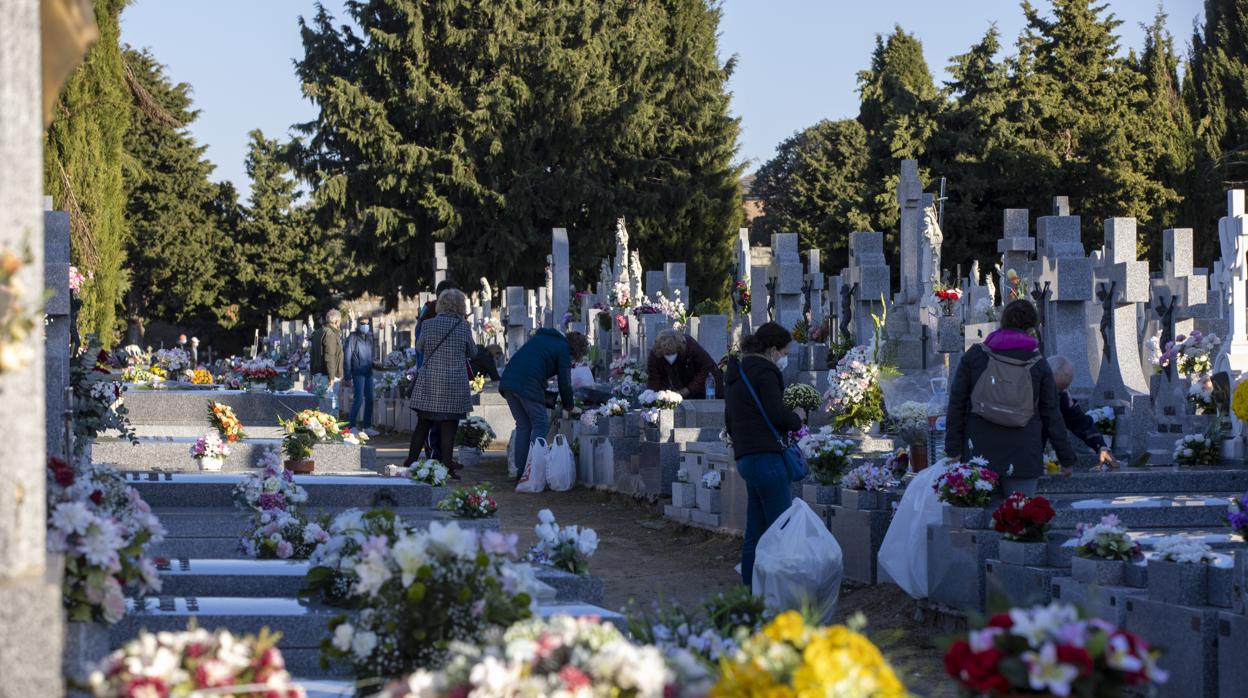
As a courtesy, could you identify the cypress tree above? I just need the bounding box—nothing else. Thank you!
[44,0,131,346]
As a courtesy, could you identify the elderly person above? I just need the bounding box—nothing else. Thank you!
[500,328,589,482]
[310,309,344,411]
[1047,356,1116,473]
[646,329,723,399]
[405,289,475,477]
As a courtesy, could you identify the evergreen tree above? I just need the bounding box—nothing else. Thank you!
[44,0,131,346]
[855,26,942,245]
[1186,0,1248,262]
[121,47,227,343]
[750,119,870,270]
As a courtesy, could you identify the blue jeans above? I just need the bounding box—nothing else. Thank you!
[348,369,374,429]
[736,452,794,587]
[505,393,549,481]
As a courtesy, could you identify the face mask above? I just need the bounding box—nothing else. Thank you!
[774,354,789,371]
[664,354,678,365]
[359,325,371,334]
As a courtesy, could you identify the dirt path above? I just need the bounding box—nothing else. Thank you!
[372,434,953,696]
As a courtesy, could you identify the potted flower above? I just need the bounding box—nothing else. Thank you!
[280,409,363,474]
[1086,406,1117,449]
[1187,374,1215,415]
[455,415,495,467]
[529,509,599,576]
[933,457,1000,529]
[890,401,930,471]
[1150,537,1219,606]
[783,383,822,420]
[639,388,682,436]
[240,358,278,391]
[189,432,230,471]
[1173,433,1218,466]
[436,482,499,518]
[823,345,885,433]
[991,492,1056,566]
[943,602,1168,697]
[841,462,892,509]
[931,285,963,316]
[1072,514,1141,586]
[797,426,855,486]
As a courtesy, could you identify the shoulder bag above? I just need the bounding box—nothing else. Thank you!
[738,366,809,481]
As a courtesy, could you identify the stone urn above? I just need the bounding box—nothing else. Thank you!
[286,458,315,475]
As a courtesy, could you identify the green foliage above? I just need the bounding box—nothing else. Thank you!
[45,0,131,347]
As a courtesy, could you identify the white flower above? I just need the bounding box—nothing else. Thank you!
[576,528,599,557]
[78,518,125,569]
[51,501,95,535]
[351,630,378,659]
[1009,603,1080,648]
[1022,642,1080,697]
[537,509,556,525]
[353,552,392,597]
[427,521,478,559]
[332,623,354,652]
[392,534,429,586]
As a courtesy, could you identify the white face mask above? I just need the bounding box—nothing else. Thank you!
[774,354,789,371]
[664,354,678,365]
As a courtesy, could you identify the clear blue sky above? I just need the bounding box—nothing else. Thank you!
[120,0,1204,200]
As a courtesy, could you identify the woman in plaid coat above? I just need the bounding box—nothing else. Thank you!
[405,289,475,476]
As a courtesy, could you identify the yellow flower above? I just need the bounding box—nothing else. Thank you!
[763,611,809,645]
[1045,460,1061,475]
[1233,380,1248,422]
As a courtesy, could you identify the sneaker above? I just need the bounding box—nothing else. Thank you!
[364,428,380,437]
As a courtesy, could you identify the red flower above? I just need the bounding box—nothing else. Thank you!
[558,666,592,691]
[944,640,1009,693]
[1056,644,1093,676]
[90,490,104,505]
[447,685,471,698]
[986,612,1014,629]
[122,676,169,698]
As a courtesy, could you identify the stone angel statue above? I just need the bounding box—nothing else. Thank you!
[480,277,492,304]
[921,205,944,290]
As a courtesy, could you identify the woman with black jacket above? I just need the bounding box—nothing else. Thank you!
[724,322,803,587]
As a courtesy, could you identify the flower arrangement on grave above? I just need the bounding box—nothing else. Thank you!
[702,470,722,490]
[610,278,634,310]
[613,376,643,401]
[468,372,486,394]
[281,409,365,464]
[640,388,683,410]
[480,316,503,341]
[209,400,247,442]
[791,317,810,343]
[842,463,892,492]
[241,357,279,382]
[455,415,495,450]
[240,508,324,560]
[1004,268,1028,301]
[190,367,214,385]
[933,457,1000,507]
[436,483,499,519]
[89,627,305,698]
[303,508,410,606]
[733,278,751,314]
[930,284,964,316]
[527,509,599,576]
[884,448,911,478]
[68,264,87,294]
[155,347,191,373]
[625,585,770,666]
[408,458,449,486]
[233,451,308,513]
[1188,374,1215,414]
[47,458,165,624]
[889,401,930,445]
[1227,493,1248,538]
[1155,536,1218,564]
[991,492,1056,542]
[715,611,906,698]
[783,383,822,413]
[611,356,647,384]
[797,426,856,485]
[189,432,230,464]
[655,290,689,330]
[120,365,162,385]
[1150,330,1220,377]
[0,247,39,374]
[377,614,710,698]
[1074,514,1142,561]
[810,317,831,343]
[120,344,148,367]
[1235,379,1248,422]
[320,521,535,679]
[579,397,631,427]
[1086,405,1116,434]
[73,340,138,453]
[376,371,402,394]
[823,345,885,430]
[1173,433,1218,466]
[943,602,1167,697]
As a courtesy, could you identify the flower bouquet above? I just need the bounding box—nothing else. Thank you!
[1152,330,1220,376]
[783,383,822,413]
[716,611,905,698]
[991,492,1055,541]
[89,628,305,698]
[281,409,364,473]
[189,432,230,471]
[796,426,855,485]
[733,278,751,314]
[823,345,885,431]
[240,508,323,560]
[233,451,308,513]
[943,602,1167,697]
[702,470,722,490]
[933,457,1000,507]
[1188,374,1215,414]
[481,317,503,341]
[456,415,495,450]
[190,367,214,385]
[625,585,769,666]
[209,400,247,442]
[528,509,599,576]
[638,388,683,410]
[931,285,964,316]
[319,521,535,678]
[155,347,191,373]
[842,463,891,491]
[408,458,449,486]
[610,356,647,384]
[73,340,138,453]
[791,318,810,343]
[889,401,929,445]
[655,290,688,330]
[1086,405,1116,436]
[610,279,633,310]
[303,508,412,607]
[241,357,279,388]
[377,615,710,698]
[120,365,162,385]
[1004,268,1028,301]
[468,372,486,394]
[1173,433,1218,466]
[1075,514,1141,561]
[1155,536,1218,564]
[1229,493,1248,538]
[612,375,643,401]
[436,483,499,519]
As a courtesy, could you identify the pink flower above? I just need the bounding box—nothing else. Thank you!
[276,540,294,559]
[482,530,518,557]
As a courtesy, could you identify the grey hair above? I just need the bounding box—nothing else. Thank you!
[1048,355,1074,383]
[326,309,342,324]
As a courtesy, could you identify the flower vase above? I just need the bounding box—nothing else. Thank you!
[249,381,268,393]
[458,446,481,468]
[64,621,109,691]
[198,456,224,472]
[909,444,929,472]
[286,458,315,474]
[942,505,988,529]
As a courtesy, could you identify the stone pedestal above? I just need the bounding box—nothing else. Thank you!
[826,505,891,585]
[695,485,722,514]
[1071,556,1126,586]
[1124,597,1219,698]
[927,525,999,612]
[1148,559,1210,606]
[941,505,988,529]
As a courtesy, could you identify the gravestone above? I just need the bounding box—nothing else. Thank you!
[695,315,729,364]
[749,259,770,330]
[433,242,448,288]
[1214,191,1248,377]
[1036,214,1096,401]
[806,249,825,330]
[644,271,666,300]
[769,233,804,329]
[45,204,72,459]
[997,209,1035,289]
[1052,196,1071,217]
[664,263,689,307]
[1093,219,1150,403]
[551,229,570,330]
[505,286,528,358]
[844,232,890,346]
[896,159,924,304]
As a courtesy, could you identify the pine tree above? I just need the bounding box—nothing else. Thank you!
[121,47,227,343]
[44,0,131,347]
[750,119,870,270]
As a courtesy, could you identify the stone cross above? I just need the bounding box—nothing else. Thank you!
[805,247,825,330]
[1093,218,1151,403]
[1214,191,1248,377]
[844,232,890,345]
[1036,214,1096,401]
[997,209,1035,292]
[896,159,924,303]
[1154,228,1211,340]
[551,229,570,330]
[44,203,72,459]
[768,233,803,329]
[504,286,528,358]
[433,241,448,288]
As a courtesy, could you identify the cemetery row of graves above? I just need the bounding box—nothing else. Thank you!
[44,161,1248,697]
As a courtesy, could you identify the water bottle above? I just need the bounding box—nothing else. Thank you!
[927,376,948,464]
[705,373,716,399]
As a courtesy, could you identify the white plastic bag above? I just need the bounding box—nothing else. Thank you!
[571,365,595,388]
[515,437,549,493]
[751,499,843,624]
[877,461,949,598]
[545,434,576,492]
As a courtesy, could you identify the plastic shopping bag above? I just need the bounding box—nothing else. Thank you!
[571,365,595,388]
[876,460,949,598]
[545,434,576,492]
[515,438,549,493]
[751,499,843,624]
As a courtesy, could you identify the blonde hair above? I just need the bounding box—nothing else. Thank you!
[436,288,468,318]
[653,329,686,356]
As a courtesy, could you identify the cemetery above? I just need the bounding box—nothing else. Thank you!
[6,0,1248,697]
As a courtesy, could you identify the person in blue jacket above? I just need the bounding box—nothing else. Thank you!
[500,328,589,482]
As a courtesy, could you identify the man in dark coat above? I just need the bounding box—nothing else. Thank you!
[309,309,344,410]
[500,329,588,482]
[1047,355,1116,473]
[646,329,723,399]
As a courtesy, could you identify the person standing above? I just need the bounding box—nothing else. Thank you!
[646,329,723,398]
[724,321,802,588]
[415,279,459,459]
[310,310,344,411]
[405,289,475,477]
[343,316,378,436]
[945,299,1076,497]
[499,328,589,483]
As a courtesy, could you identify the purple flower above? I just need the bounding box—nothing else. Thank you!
[1228,511,1248,531]
[361,534,389,556]
[258,493,286,510]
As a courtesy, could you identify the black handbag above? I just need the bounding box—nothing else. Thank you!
[738,366,810,481]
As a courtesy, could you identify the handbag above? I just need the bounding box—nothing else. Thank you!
[738,366,809,482]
